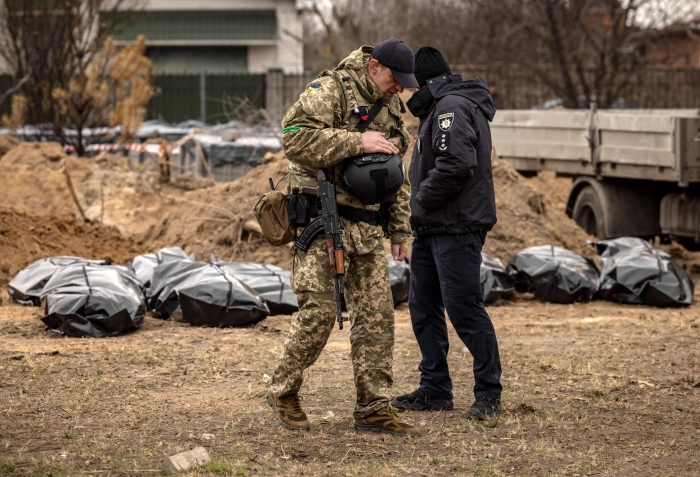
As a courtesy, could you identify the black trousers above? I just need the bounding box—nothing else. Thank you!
[408,232,502,400]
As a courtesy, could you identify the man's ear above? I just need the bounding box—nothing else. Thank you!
[367,58,379,76]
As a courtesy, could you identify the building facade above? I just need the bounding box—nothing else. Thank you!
[108,0,303,75]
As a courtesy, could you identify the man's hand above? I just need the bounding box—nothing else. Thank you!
[362,131,399,155]
[392,244,408,261]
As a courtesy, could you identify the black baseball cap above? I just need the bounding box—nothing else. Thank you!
[371,38,419,89]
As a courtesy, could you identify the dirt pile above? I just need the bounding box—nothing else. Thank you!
[0,204,145,303]
[0,134,19,156]
[0,143,188,237]
[0,142,79,217]
[146,146,595,270]
[486,149,597,262]
[0,132,692,279]
[144,150,293,268]
[72,153,166,237]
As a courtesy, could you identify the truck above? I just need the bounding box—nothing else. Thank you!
[490,108,700,248]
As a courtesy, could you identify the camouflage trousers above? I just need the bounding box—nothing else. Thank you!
[269,220,395,418]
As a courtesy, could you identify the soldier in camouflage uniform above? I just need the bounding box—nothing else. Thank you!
[266,39,420,437]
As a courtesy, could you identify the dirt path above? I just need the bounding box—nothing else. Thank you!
[1,298,698,476]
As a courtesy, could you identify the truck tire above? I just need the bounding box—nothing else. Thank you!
[572,186,605,237]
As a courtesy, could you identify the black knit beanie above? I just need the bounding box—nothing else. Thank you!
[413,46,452,87]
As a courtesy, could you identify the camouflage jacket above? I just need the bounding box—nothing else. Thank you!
[281,46,412,245]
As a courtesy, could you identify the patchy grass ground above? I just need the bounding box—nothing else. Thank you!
[0,297,699,476]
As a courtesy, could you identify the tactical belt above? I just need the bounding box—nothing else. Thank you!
[337,205,379,226]
[296,195,381,227]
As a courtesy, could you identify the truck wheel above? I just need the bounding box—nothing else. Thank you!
[572,186,605,237]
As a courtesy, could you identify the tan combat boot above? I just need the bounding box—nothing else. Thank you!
[266,390,311,430]
[353,405,421,437]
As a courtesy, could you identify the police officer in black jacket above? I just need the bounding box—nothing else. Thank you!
[391,47,503,419]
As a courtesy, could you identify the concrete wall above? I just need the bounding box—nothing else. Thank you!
[275,0,303,74]
[248,46,278,74]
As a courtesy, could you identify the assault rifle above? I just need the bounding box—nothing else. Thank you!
[294,170,348,330]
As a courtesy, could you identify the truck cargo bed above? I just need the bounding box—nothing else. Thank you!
[491,109,700,184]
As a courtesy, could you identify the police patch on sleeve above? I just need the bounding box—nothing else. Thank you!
[438,112,454,131]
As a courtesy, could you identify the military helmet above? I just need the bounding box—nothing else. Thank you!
[340,153,404,205]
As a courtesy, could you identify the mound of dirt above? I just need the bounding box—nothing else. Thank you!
[486,149,596,262]
[0,143,187,237]
[0,130,691,282]
[146,146,596,271]
[169,173,216,191]
[0,134,19,156]
[0,204,145,304]
[0,142,78,217]
[144,150,293,268]
[1,141,66,166]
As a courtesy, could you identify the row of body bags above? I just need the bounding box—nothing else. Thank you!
[7,248,412,337]
[504,237,694,306]
[8,237,692,338]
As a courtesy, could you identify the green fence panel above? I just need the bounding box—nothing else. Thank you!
[151,74,264,124]
[152,74,200,123]
[205,74,264,124]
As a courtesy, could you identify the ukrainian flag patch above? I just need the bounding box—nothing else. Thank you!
[308,83,321,91]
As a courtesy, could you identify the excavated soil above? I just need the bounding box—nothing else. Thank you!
[143,151,294,268]
[0,134,19,156]
[486,151,596,262]
[0,142,170,298]
[0,204,144,304]
[1,123,698,279]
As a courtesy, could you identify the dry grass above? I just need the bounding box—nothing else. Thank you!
[1,296,699,476]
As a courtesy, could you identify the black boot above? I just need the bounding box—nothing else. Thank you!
[391,388,454,411]
[467,396,502,420]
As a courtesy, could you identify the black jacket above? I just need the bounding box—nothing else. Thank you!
[408,75,497,235]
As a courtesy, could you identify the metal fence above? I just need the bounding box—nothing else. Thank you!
[1,67,697,126]
[282,72,318,109]
[151,73,265,124]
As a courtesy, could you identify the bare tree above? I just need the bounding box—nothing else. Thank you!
[299,0,699,108]
[0,0,155,155]
[299,0,481,73]
[468,0,698,108]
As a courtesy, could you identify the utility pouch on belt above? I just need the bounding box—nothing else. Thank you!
[254,189,295,246]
